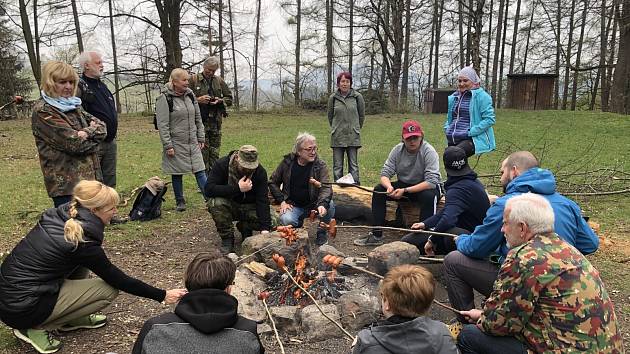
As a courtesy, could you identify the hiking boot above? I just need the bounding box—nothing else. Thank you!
[110,215,128,224]
[58,314,107,332]
[353,232,384,246]
[220,238,235,254]
[315,229,329,246]
[13,328,62,354]
[176,199,186,212]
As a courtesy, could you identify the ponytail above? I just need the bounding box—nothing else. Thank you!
[64,199,86,248]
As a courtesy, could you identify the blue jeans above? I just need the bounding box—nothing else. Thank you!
[172,171,207,202]
[279,201,336,244]
[332,147,360,184]
[457,324,527,354]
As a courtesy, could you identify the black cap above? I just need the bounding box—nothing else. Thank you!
[443,146,473,176]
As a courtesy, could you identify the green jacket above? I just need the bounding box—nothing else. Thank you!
[327,89,365,147]
[191,73,233,124]
[31,100,107,197]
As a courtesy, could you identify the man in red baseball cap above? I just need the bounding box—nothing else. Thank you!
[354,120,442,246]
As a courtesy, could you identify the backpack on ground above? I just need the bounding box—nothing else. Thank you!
[129,177,169,221]
[152,92,196,130]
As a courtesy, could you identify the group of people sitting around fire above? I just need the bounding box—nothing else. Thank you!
[0,59,624,354]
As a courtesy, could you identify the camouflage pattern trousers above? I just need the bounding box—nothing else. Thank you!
[207,197,278,241]
[202,116,222,175]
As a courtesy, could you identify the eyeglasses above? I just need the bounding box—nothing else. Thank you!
[301,146,318,153]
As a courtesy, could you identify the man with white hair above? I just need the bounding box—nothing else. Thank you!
[456,193,622,354]
[77,51,118,189]
[191,57,233,175]
[269,133,335,246]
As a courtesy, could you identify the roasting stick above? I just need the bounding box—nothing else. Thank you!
[235,238,285,264]
[258,293,285,354]
[309,178,409,199]
[418,256,445,263]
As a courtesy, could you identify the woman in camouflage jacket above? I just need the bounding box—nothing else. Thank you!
[32,61,107,207]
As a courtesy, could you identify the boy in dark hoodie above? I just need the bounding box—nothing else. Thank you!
[351,265,457,354]
[132,252,264,354]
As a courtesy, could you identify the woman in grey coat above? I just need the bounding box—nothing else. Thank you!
[327,71,365,184]
[156,68,207,211]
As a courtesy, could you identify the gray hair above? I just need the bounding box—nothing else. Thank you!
[293,132,317,154]
[78,51,102,69]
[505,193,555,236]
[203,56,220,69]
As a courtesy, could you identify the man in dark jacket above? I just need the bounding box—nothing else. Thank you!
[133,252,264,354]
[77,51,118,188]
[205,145,273,254]
[269,133,335,246]
[402,145,490,254]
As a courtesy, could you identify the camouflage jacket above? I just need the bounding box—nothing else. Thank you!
[479,233,623,353]
[190,73,233,123]
[31,100,107,197]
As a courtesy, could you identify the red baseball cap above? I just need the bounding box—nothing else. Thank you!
[401,120,424,139]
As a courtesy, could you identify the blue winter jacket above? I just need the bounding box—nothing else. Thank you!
[445,88,496,154]
[455,168,599,260]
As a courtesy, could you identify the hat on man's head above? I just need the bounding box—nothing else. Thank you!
[237,145,259,170]
[402,120,424,139]
[443,146,473,176]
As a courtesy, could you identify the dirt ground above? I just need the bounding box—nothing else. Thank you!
[4,208,628,353]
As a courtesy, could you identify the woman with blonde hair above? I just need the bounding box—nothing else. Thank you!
[32,60,108,207]
[0,180,187,354]
[155,68,207,212]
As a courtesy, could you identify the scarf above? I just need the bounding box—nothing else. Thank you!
[41,90,82,112]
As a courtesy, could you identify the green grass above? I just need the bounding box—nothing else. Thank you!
[1,109,629,349]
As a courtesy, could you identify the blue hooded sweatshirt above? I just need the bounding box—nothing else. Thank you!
[455,167,599,260]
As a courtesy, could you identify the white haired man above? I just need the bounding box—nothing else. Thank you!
[191,57,233,174]
[456,193,622,353]
[269,133,335,246]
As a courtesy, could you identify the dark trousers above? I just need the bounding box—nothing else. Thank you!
[371,181,439,238]
[457,324,527,354]
[52,195,72,207]
[98,139,117,187]
[444,251,499,322]
[401,227,469,255]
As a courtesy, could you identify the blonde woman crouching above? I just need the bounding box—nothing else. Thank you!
[0,180,187,354]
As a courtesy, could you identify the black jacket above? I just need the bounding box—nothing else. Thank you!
[422,172,490,233]
[0,204,165,329]
[204,151,272,230]
[132,289,264,354]
[268,153,332,209]
[79,75,118,142]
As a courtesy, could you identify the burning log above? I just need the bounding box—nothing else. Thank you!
[258,291,286,354]
[320,219,458,238]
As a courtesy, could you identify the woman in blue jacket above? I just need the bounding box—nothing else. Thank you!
[444,65,496,157]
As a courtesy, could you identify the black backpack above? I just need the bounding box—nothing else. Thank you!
[153,92,196,130]
[129,185,168,221]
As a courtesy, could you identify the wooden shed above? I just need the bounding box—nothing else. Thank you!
[506,74,558,110]
[423,88,455,114]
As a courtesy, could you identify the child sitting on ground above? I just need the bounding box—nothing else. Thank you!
[132,252,264,354]
[352,264,457,354]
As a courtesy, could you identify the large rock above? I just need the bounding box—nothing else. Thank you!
[299,304,345,341]
[367,241,420,275]
[315,244,345,271]
[241,229,310,270]
[269,306,300,334]
[337,290,381,331]
[231,268,267,322]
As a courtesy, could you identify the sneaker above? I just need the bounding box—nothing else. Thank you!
[353,232,384,246]
[110,215,128,224]
[220,238,235,254]
[13,328,62,354]
[58,314,107,332]
[176,199,186,212]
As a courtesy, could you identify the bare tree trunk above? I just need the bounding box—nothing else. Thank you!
[219,0,225,73]
[590,69,601,110]
[506,0,521,106]
[466,0,473,64]
[490,0,506,102]
[208,2,213,55]
[368,49,375,91]
[400,0,412,106]
[427,0,438,89]
[156,0,184,78]
[71,0,83,52]
[18,0,41,85]
[554,0,561,108]
[469,0,485,74]
[326,0,334,94]
[349,0,354,73]
[485,0,493,81]
[497,0,509,108]
[432,0,443,89]
[458,0,465,68]
[227,0,239,110]
[252,0,261,111]
[294,0,301,105]
[610,0,630,114]
[570,0,588,110]
[600,0,614,111]
[561,0,576,110]
[522,2,535,72]
[108,0,121,113]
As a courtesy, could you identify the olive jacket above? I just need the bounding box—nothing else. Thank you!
[327,89,365,148]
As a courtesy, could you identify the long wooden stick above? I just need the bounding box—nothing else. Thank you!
[261,298,285,354]
[334,224,458,238]
[236,239,285,264]
[281,267,355,340]
[418,256,445,263]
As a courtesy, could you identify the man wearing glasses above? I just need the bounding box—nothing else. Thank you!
[269,133,335,246]
[354,120,442,246]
